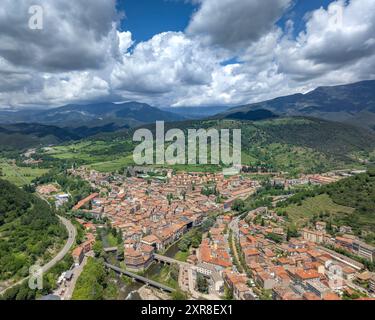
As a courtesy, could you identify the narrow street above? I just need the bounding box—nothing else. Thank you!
[59,251,93,300]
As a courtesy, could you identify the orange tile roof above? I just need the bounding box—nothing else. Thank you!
[303,292,321,300]
[294,269,321,280]
[323,292,341,301]
[72,246,83,257]
[244,248,260,256]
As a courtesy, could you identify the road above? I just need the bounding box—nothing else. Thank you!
[0,216,76,296]
[60,252,92,300]
[42,216,76,273]
[229,215,240,237]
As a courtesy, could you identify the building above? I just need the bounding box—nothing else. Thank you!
[335,236,353,250]
[369,274,375,293]
[352,240,375,262]
[292,269,321,283]
[305,280,330,298]
[302,229,325,244]
[233,282,255,300]
[316,222,327,232]
[195,262,217,277]
[124,248,152,272]
[141,235,163,251]
[243,248,260,265]
[72,247,84,266]
[73,193,99,211]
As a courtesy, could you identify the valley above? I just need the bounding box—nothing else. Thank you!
[1,81,375,302]
[2,0,375,308]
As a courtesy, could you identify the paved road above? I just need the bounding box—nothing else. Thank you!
[229,216,240,239]
[61,252,91,300]
[0,216,76,296]
[42,216,76,274]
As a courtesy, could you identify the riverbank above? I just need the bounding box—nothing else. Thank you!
[138,285,170,300]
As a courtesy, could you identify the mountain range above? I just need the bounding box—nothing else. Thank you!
[0,102,184,128]
[1,80,375,152]
[220,80,375,130]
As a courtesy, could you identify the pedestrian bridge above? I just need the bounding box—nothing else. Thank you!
[154,254,192,268]
[104,263,175,293]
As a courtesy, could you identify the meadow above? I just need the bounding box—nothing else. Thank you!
[284,194,355,226]
[0,159,48,186]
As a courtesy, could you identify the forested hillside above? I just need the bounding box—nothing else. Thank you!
[0,180,67,282]
[325,169,375,234]
[277,168,375,242]
[39,117,375,175]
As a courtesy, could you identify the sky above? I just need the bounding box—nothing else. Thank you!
[0,0,375,109]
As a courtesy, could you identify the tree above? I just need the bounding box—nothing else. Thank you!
[117,245,124,261]
[178,238,190,252]
[167,193,173,205]
[231,199,246,213]
[202,217,215,232]
[223,285,233,300]
[196,274,209,294]
[72,258,106,300]
[93,241,103,258]
[287,224,299,241]
[171,290,188,300]
[170,264,179,282]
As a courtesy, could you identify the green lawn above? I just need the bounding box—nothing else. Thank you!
[150,265,179,290]
[45,141,136,172]
[0,160,48,186]
[285,194,355,226]
[174,251,189,262]
[87,155,135,172]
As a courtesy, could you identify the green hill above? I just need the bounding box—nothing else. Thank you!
[0,102,184,129]
[40,117,375,174]
[0,180,67,283]
[0,123,80,151]
[278,169,375,242]
[325,170,375,235]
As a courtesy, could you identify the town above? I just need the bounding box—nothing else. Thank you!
[33,165,375,301]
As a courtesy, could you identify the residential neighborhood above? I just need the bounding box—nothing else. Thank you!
[44,166,375,301]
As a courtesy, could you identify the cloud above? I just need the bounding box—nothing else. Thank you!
[1,0,375,109]
[187,0,291,49]
[111,32,218,95]
[0,0,120,72]
[277,0,375,81]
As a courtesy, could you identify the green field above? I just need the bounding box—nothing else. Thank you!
[285,194,355,226]
[39,116,374,175]
[174,251,190,262]
[149,265,179,290]
[0,159,48,186]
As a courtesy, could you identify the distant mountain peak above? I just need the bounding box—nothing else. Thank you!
[219,80,375,130]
